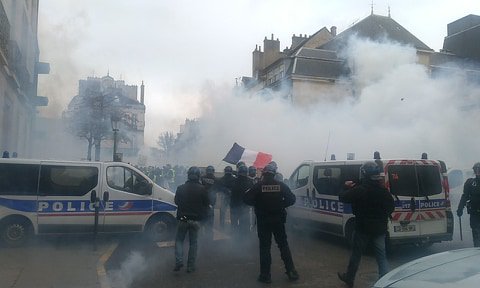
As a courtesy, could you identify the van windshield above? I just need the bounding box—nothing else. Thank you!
[388,165,442,197]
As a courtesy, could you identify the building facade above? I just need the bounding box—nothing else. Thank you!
[0,0,49,157]
[242,13,480,106]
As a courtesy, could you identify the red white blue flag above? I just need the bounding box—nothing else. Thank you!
[223,142,272,169]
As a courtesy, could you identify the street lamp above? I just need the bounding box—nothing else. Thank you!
[111,114,120,161]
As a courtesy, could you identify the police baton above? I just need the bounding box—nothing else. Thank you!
[459,215,463,241]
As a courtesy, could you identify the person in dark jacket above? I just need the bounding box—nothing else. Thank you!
[230,165,253,236]
[457,162,480,247]
[219,166,235,230]
[201,165,219,240]
[244,163,299,283]
[174,166,209,273]
[338,161,395,287]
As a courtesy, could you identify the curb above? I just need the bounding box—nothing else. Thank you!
[97,242,118,288]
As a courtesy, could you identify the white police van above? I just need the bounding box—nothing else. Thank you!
[287,154,453,246]
[0,159,177,247]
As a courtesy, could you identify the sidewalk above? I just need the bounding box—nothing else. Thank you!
[0,236,116,288]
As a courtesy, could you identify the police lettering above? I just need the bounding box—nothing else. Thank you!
[302,197,343,213]
[262,185,281,193]
[37,201,114,212]
[419,200,443,209]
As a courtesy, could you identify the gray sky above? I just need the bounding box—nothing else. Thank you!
[37,1,480,171]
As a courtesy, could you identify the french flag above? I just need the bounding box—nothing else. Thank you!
[223,142,272,169]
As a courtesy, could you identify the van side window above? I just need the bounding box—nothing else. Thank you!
[313,167,341,195]
[0,163,39,195]
[38,165,98,196]
[289,165,309,189]
[107,166,149,195]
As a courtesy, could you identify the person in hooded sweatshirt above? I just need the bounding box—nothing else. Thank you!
[173,166,209,273]
[337,161,395,288]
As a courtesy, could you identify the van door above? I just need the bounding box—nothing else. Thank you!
[310,165,344,235]
[387,161,447,241]
[288,164,312,222]
[386,162,422,239]
[415,162,447,237]
[37,163,101,233]
[102,165,153,232]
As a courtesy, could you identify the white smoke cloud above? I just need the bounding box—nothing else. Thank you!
[176,38,480,175]
[109,251,147,288]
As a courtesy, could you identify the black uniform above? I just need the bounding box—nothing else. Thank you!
[219,173,235,229]
[457,176,480,247]
[230,175,253,235]
[243,174,297,281]
[201,174,219,239]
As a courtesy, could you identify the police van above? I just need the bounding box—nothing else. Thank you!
[287,154,453,246]
[0,159,177,247]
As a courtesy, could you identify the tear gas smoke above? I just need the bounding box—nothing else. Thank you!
[109,251,147,288]
[174,37,480,175]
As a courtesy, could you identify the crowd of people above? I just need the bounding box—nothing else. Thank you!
[173,161,299,283]
[136,164,187,192]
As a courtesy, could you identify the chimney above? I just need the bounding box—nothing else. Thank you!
[263,34,281,68]
[331,26,337,37]
[140,81,145,104]
[252,45,264,78]
[291,33,307,49]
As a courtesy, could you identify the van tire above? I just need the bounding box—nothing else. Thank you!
[145,214,176,242]
[1,217,33,247]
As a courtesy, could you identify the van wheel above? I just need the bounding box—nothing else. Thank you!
[145,214,176,242]
[1,218,33,247]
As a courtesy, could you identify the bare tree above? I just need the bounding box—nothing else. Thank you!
[63,82,122,161]
[157,131,176,162]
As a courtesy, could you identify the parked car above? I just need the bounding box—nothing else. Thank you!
[373,248,480,287]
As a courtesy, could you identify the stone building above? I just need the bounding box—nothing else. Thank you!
[0,0,49,157]
[242,13,480,106]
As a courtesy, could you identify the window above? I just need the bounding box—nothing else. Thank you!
[313,166,341,195]
[388,165,442,197]
[38,165,98,196]
[289,165,310,189]
[0,163,39,195]
[107,166,150,195]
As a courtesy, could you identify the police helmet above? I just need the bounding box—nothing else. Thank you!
[360,161,382,180]
[238,165,248,176]
[187,166,201,181]
[263,163,277,175]
[224,166,233,174]
[206,165,215,175]
[248,166,257,177]
[268,161,278,170]
[236,161,246,169]
[473,162,480,171]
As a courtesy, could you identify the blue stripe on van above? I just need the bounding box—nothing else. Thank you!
[0,197,176,213]
[0,197,37,212]
[394,199,445,210]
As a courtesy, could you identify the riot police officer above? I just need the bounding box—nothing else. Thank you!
[201,165,218,240]
[230,165,253,237]
[244,163,299,283]
[457,162,480,247]
[219,166,235,230]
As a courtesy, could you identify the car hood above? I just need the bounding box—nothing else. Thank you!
[374,248,480,288]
